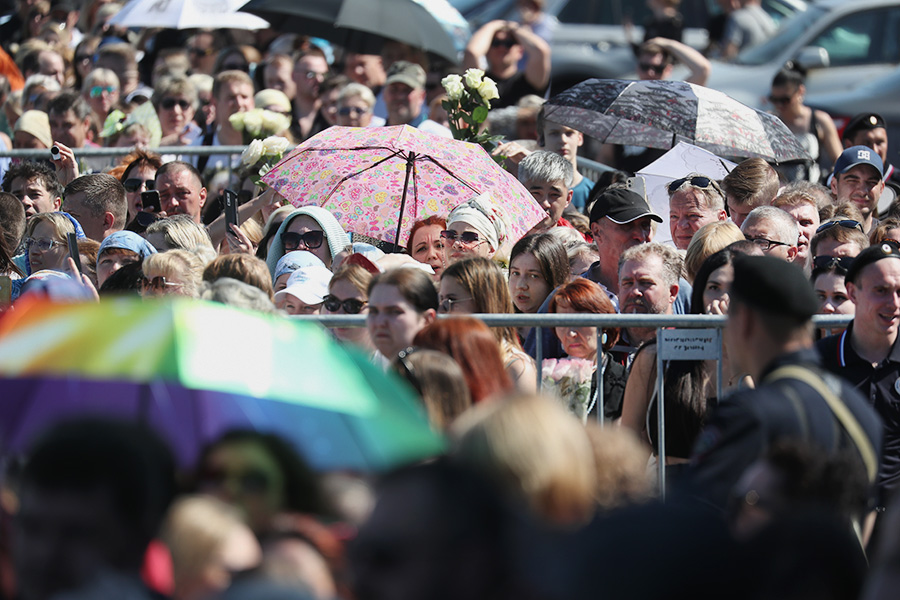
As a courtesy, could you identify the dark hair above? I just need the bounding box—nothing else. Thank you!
[98,260,144,295]
[47,90,92,120]
[0,191,26,252]
[21,418,176,569]
[2,161,64,199]
[509,233,571,299]
[0,223,23,277]
[772,62,806,90]
[195,430,328,516]
[691,248,737,315]
[64,173,127,227]
[368,268,438,314]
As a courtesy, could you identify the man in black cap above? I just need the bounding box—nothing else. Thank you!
[586,187,662,298]
[682,255,882,512]
[818,242,900,508]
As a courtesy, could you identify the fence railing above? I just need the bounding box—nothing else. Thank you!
[299,312,854,494]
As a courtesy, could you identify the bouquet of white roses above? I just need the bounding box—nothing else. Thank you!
[240,135,290,187]
[441,68,504,156]
[541,358,595,423]
[229,108,291,145]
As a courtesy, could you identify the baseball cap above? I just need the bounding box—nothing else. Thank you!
[385,61,426,90]
[842,113,886,142]
[273,264,332,305]
[833,145,884,180]
[589,188,662,225]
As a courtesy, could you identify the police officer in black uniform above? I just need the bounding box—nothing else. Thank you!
[819,242,900,509]
[681,255,883,512]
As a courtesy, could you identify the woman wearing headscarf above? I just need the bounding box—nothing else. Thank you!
[265,207,351,278]
[442,193,507,266]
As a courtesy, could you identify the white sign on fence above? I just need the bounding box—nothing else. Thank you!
[658,328,720,360]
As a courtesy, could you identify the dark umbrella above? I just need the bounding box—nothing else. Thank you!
[543,78,811,163]
[239,0,467,63]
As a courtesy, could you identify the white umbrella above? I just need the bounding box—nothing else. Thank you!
[110,0,269,30]
[637,142,736,246]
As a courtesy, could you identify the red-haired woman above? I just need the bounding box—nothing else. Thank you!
[414,316,514,404]
[548,278,626,422]
[406,215,446,281]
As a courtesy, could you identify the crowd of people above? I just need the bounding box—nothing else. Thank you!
[2,0,900,598]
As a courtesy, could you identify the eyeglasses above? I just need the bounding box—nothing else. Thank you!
[812,255,854,273]
[439,296,473,314]
[439,230,483,245]
[768,95,793,105]
[667,175,722,195]
[338,106,369,116]
[198,468,270,494]
[25,237,65,252]
[160,98,192,111]
[123,178,154,193]
[816,219,864,234]
[89,85,116,98]
[188,46,214,57]
[281,230,325,251]
[302,70,327,81]
[323,294,367,314]
[141,276,183,292]
[490,38,516,48]
[638,62,665,74]
[745,235,791,251]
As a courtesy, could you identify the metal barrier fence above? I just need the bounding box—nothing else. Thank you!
[300,312,854,494]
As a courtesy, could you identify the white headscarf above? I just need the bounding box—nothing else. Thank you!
[446,193,507,252]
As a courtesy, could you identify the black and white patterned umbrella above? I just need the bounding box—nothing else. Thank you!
[544,79,811,163]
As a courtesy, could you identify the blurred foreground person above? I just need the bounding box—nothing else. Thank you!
[13,419,176,600]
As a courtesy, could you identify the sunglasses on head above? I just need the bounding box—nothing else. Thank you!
[281,230,325,251]
[141,276,182,292]
[812,255,854,273]
[439,229,482,244]
[816,219,864,234]
[667,175,721,194]
[323,294,367,314]
[123,178,154,193]
[161,98,191,110]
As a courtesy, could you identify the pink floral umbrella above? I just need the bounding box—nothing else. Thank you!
[261,125,546,247]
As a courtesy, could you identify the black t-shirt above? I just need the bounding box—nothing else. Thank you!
[487,70,547,109]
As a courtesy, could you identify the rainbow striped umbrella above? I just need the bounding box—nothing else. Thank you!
[0,297,443,471]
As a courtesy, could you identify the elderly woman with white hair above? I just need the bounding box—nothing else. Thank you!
[442,193,508,266]
[336,83,384,128]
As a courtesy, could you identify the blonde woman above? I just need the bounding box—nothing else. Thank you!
[141,249,205,298]
[683,220,744,284]
[23,211,76,274]
[81,67,120,126]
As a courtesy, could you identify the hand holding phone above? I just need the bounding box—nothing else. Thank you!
[141,190,161,213]
[223,189,239,236]
[66,233,82,274]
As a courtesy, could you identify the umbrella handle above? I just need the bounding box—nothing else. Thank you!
[396,151,416,248]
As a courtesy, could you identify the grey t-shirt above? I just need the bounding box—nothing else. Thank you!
[724,6,776,51]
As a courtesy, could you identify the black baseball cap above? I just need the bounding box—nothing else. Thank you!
[589,188,662,225]
[731,255,818,320]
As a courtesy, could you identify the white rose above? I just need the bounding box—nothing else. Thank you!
[441,74,464,100]
[228,112,245,131]
[262,135,290,157]
[242,110,264,137]
[242,138,264,166]
[476,78,500,103]
[464,68,484,89]
[260,110,290,136]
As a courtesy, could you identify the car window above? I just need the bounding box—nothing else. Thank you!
[808,8,900,67]
[736,5,824,65]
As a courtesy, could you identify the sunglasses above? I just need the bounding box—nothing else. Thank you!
[491,38,516,48]
[281,230,325,251]
[439,230,482,244]
[439,296,473,314]
[141,276,183,292]
[812,255,854,273]
[667,175,722,194]
[90,85,116,98]
[816,219,864,234]
[638,62,664,74]
[323,294,367,314]
[198,468,270,494]
[161,97,191,111]
[188,46,213,57]
[338,106,368,116]
[123,178,154,193]
[768,95,793,105]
